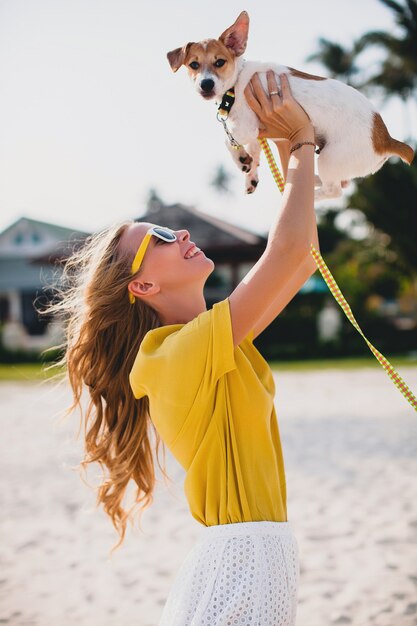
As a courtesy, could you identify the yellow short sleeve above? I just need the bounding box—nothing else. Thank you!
[195,297,236,381]
[129,298,237,402]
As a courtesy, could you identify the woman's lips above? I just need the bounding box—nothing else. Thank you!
[184,244,202,259]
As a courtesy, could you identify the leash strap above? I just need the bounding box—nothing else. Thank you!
[258,138,286,193]
[258,137,417,412]
[217,116,242,149]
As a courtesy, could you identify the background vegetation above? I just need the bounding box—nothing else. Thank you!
[251,0,417,360]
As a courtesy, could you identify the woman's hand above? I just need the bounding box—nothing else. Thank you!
[244,71,315,145]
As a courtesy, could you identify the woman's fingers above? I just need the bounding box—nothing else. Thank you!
[245,70,312,141]
[245,72,273,118]
[244,82,262,116]
[280,73,292,101]
[245,71,285,115]
[278,73,311,120]
[249,73,270,108]
[266,70,281,100]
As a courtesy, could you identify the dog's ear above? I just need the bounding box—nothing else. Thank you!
[219,11,249,57]
[167,42,195,72]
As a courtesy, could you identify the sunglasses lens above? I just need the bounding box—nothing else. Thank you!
[153,227,176,241]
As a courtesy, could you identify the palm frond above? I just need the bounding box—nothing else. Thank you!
[305,37,360,82]
[356,30,398,49]
[364,59,416,99]
[308,0,417,105]
[379,0,417,32]
[378,0,408,16]
[406,0,417,23]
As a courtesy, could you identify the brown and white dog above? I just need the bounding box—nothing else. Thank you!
[167,11,414,199]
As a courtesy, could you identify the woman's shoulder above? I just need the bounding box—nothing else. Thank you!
[129,299,240,398]
[143,299,231,345]
[141,299,256,362]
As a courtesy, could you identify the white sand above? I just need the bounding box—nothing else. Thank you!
[0,366,417,626]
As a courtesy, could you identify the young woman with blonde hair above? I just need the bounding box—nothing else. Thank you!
[53,71,319,625]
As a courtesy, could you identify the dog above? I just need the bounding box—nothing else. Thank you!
[167,11,414,199]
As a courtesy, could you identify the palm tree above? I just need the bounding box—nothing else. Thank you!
[306,1,417,279]
[306,0,417,267]
[306,38,364,87]
[356,0,417,102]
[307,0,417,111]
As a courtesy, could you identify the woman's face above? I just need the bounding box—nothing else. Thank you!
[124,222,215,298]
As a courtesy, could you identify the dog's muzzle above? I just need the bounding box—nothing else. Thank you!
[200,78,215,94]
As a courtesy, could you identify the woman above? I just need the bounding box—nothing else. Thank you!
[54,71,319,626]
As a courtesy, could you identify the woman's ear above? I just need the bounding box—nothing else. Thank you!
[128,279,160,300]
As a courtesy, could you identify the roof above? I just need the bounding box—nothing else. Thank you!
[0,216,88,239]
[0,216,89,260]
[139,201,266,250]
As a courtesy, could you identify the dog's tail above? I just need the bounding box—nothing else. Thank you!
[388,137,415,165]
[373,112,414,165]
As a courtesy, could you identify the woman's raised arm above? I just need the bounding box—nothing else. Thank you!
[228,72,317,347]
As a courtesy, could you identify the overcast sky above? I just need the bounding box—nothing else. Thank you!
[0,0,415,236]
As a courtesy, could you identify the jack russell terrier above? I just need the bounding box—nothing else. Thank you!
[167,11,414,199]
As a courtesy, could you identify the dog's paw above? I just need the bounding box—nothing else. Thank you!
[238,152,253,173]
[239,154,252,165]
[245,176,259,194]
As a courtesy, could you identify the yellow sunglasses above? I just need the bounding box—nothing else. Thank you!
[128,226,177,304]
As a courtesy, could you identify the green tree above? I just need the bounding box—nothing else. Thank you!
[347,158,417,274]
[356,0,417,102]
[326,232,406,315]
[307,0,417,104]
[307,0,417,278]
[306,38,364,86]
[316,208,347,254]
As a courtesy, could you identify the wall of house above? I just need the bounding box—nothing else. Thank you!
[0,218,85,352]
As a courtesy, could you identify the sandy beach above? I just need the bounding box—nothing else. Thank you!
[1,366,417,626]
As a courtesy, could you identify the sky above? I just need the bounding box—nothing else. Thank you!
[0,0,416,237]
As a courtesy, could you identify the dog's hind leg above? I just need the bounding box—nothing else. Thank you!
[315,146,348,200]
[244,139,261,194]
[314,182,343,201]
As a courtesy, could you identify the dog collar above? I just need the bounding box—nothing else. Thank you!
[217,87,236,118]
[216,87,242,149]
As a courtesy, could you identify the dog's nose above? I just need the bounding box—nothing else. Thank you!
[200,78,215,93]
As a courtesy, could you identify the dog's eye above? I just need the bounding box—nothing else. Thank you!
[189,61,200,70]
[214,59,226,68]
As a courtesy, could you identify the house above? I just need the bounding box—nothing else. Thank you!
[0,207,267,352]
[0,217,88,351]
[0,202,321,354]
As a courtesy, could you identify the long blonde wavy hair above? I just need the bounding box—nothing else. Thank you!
[47,220,170,553]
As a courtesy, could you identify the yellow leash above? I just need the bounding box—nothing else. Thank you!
[258,137,417,412]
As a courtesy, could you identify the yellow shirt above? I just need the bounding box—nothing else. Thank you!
[129,298,287,526]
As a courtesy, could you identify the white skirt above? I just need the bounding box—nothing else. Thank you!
[158,520,300,626]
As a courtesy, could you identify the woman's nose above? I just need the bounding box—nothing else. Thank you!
[177,229,190,242]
